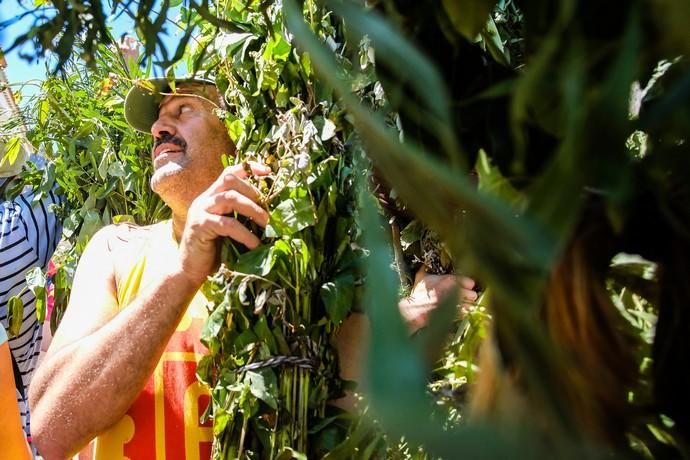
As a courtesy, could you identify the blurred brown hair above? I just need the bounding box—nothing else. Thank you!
[470,217,640,446]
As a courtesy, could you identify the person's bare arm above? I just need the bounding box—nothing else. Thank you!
[335,269,478,409]
[30,163,270,459]
[29,225,202,458]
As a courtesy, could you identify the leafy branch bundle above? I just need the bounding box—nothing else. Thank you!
[182,1,380,457]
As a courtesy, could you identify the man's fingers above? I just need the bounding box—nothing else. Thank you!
[206,191,270,227]
[206,171,261,200]
[206,163,271,197]
[409,313,428,334]
[459,276,475,290]
[231,161,272,178]
[200,214,262,249]
[460,287,478,302]
[221,162,272,181]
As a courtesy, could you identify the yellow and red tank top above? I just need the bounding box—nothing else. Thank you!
[86,221,212,460]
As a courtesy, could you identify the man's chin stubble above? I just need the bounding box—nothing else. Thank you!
[150,165,185,196]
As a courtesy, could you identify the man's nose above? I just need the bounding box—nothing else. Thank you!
[151,114,176,139]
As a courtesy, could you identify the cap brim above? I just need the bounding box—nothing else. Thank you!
[124,76,216,133]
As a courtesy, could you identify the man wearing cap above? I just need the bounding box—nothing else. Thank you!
[29,76,476,459]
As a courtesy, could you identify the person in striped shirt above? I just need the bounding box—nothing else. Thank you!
[0,161,63,452]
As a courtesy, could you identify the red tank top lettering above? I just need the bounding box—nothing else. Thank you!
[86,222,213,460]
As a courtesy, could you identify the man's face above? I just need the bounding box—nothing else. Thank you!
[149,84,234,212]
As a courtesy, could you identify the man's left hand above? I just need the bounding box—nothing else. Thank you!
[399,268,478,334]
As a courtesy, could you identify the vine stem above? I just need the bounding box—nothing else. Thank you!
[237,410,249,459]
[390,216,412,288]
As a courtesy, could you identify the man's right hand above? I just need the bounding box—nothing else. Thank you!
[178,162,271,286]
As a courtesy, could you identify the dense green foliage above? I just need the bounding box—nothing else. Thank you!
[5,0,690,458]
[186,1,372,457]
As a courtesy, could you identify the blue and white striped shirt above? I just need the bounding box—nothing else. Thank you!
[0,175,62,440]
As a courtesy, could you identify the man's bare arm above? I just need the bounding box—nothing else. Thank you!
[30,164,270,459]
[29,226,202,458]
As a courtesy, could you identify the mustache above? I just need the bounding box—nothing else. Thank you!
[154,133,187,152]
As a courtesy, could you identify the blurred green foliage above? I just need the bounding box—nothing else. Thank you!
[285,0,690,457]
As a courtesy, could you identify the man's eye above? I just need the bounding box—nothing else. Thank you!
[179,104,193,114]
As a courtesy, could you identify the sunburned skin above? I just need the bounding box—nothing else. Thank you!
[148,88,234,221]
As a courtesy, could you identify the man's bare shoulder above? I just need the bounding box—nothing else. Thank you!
[92,222,166,278]
[100,222,158,248]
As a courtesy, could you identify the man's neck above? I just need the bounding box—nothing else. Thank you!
[171,213,186,243]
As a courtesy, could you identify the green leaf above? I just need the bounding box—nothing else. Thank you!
[7,295,24,337]
[357,189,429,432]
[35,289,47,324]
[234,241,290,276]
[275,85,290,108]
[63,212,80,239]
[225,118,244,144]
[276,447,308,460]
[77,209,103,251]
[264,35,292,62]
[234,329,259,351]
[113,214,136,224]
[289,239,311,277]
[97,150,110,180]
[265,189,317,237]
[25,267,47,293]
[213,409,232,436]
[273,325,291,355]
[320,273,354,324]
[253,315,278,354]
[300,51,312,78]
[480,17,510,66]
[217,32,255,59]
[25,267,48,323]
[441,0,498,41]
[475,149,525,208]
[400,220,422,251]
[321,119,336,141]
[107,161,126,178]
[38,99,50,125]
[247,369,278,410]
[0,137,24,168]
[200,300,229,346]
